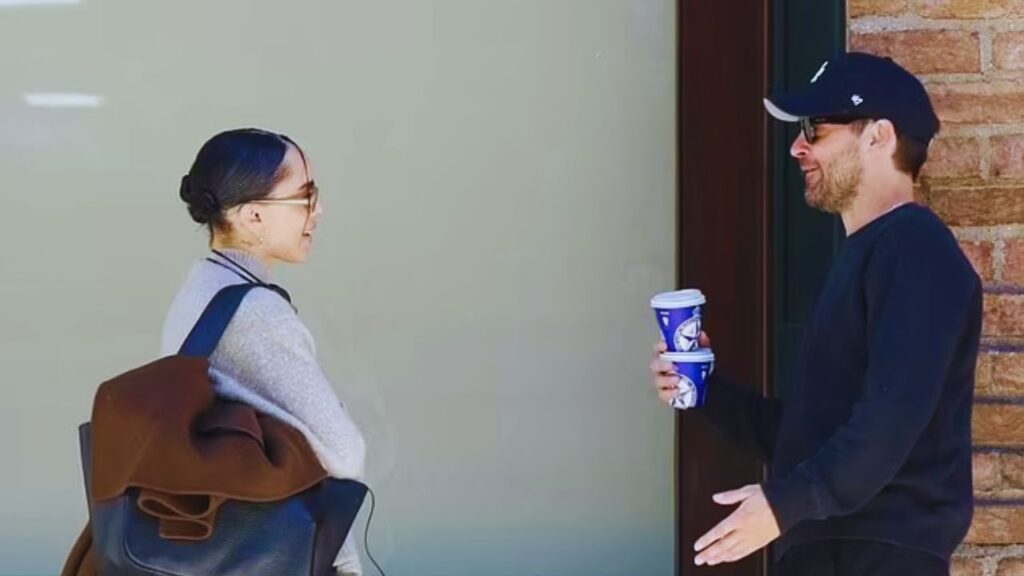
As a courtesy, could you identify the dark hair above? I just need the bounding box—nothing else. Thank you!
[849,119,930,181]
[178,128,306,234]
[894,135,929,181]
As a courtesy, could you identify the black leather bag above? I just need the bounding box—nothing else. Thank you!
[79,283,367,576]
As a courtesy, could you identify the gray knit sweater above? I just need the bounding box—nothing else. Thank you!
[160,248,366,574]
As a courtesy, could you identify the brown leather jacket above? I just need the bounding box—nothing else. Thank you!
[62,354,327,576]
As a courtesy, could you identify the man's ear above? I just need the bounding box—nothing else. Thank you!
[869,119,898,152]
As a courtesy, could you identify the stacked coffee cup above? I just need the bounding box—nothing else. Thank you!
[650,289,715,410]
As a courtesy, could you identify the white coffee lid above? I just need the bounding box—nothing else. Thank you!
[651,289,706,309]
[661,348,715,363]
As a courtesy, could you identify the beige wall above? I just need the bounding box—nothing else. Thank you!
[0,1,676,574]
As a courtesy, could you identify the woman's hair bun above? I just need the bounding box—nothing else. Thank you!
[179,174,221,225]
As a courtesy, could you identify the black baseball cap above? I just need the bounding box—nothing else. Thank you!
[763,52,940,144]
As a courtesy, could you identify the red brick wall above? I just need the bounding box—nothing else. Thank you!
[849,0,1024,573]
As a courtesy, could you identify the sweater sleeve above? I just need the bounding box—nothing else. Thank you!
[761,221,981,532]
[211,288,367,480]
[697,373,783,462]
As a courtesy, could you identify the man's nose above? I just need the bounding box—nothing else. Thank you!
[791,133,811,159]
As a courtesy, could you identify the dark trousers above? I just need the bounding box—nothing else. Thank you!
[775,540,948,576]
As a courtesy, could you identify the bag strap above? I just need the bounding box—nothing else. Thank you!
[177,283,291,358]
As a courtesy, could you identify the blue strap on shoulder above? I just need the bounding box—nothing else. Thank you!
[178,283,290,358]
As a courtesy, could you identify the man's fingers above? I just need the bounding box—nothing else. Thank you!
[650,358,676,376]
[713,484,757,505]
[656,375,680,390]
[694,516,733,553]
[699,331,711,347]
[701,535,756,566]
[718,539,758,564]
[694,532,744,566]
[693,485,778,566]
[658,389,678,404]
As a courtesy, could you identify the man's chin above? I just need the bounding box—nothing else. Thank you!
[804,189,841,214]
[804,187,822,208]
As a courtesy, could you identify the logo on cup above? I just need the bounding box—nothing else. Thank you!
[674,307,701,352]
[671,374,699,410]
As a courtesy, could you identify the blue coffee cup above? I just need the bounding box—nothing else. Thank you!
[651,289,706,352]
[661,349,715,409]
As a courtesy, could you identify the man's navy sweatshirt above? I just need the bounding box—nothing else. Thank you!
[700,203,983,562]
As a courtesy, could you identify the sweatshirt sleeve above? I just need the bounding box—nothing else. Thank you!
[761,221,981,532]
[697,373,783,462]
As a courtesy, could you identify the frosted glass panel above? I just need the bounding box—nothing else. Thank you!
[0,1,676,574]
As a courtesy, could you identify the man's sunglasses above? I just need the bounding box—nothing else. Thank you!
[799,115,866,144]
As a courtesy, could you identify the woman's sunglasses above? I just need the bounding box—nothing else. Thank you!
[250,181,319,218]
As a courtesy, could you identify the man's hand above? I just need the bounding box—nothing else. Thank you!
[693,484,781,566]
[650,333,711,405]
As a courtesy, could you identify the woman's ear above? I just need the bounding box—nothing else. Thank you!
[221,203,261,242]
[239,203,263,226]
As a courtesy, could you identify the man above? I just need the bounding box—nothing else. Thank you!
[651,52,983,575]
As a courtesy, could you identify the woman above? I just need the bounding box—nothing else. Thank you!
[161,128,367,575]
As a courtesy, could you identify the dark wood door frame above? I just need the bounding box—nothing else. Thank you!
[676,1,772,574]
[675,0,846,574]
